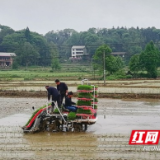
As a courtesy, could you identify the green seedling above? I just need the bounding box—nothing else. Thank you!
[53,108,60,113]
[68,112,76,120]
[77,85,93,90]
[25,104,47,126]
[77,108,92,114]
[77,100,91,106]
[93,98,98,102]
[78,93,93,98]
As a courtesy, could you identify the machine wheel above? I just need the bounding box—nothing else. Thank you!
[84,123,88,131]
[39,119,48,131]
[73,123,82,132]
[47,121,57,131]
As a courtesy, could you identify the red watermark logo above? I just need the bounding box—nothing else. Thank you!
[129,130,160,145]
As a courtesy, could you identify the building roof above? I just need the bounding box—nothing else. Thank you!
[72,46,86,49]
[111,52,126,55]
[0,52,16,57]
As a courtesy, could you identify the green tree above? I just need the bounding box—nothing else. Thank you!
[25,27,31,42]
[129,54,141,77]
[0,25,14,46]
[51,58,61,71]
[93,44,112,79]
[91,59,99,79]
[18,42,39,69]
[106,55,124,74]
[139,41,160,78]
[12,58,19,69]
[1,29,55,66]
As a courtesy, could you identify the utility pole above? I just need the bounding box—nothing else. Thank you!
[103,51,106,85]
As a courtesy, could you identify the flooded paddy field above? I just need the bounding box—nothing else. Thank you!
[0,97,160,159]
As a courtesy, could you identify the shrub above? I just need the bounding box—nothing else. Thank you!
[107,74,126,80]
[126,75,133,79]
[12,61,19,69]
[10,74,20,78]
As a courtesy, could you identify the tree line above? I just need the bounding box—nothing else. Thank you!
[93,41,160,79]
[0,25,58,68]
[1,24,160,78]
[45,27,160,61]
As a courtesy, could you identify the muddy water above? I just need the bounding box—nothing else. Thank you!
[0,98,160,159]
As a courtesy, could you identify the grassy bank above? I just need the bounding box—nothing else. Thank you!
[0,70,94,81]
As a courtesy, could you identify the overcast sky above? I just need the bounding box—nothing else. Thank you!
[1,0,160,35]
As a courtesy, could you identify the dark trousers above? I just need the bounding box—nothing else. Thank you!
[60,94,66,105]
[52,95,61,108]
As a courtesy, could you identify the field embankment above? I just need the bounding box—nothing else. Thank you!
[1,79,160,98]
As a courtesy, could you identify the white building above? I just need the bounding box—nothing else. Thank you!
[71,46,88,57]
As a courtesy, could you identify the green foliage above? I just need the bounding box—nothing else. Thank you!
[105,55,124,74]
[0,27,57,67]
[54,108,60,113]
[139,41,160,78]
[93,98,98,102]
[17,42,39,68]
[93,44,112,72]
[129,54,141,73]
[94,44,112,60]
[44,27,146,61]
[0,25,14,44]
[77,85,92,90]
[107,74,126,80]
[3,24,160,79]
[92,91,98,95]
[94,105,98,109]
[68,112,76,120]
[1,25,160,65]
[93,44,125,76]
[126,75,133,79]
[106,70,127,80]
[77,101,91,106]
[77,108,92,114]
[78,93,93,98]
[12,60,19,69]
[0,69,92,81]
[51,58,61,71]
